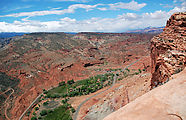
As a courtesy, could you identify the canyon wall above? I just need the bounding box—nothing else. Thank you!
[104,12,186,120]
[151,12,186,88]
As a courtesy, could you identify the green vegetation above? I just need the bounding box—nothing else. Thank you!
[58,81,65,86]
[32,112,36,116]
[31,67,142,120]
[174,68,183,74]
[31,116,37,120]
[40,110,48,116]
[45,73,114,98]
[138,69,142,73]
[126,68,130,72]
[43,101,49,106]
[35,107,39,111]
[179,62,183,65]
[133,69,142,75]
[26,111,31,116]
[42,105,72,120]
[71,107,76,113]
[61,98,68,104]
[45,85,67,98]
[107,68,121,71]
[67,79,75,85]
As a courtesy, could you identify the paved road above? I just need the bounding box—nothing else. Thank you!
[19,93,42,120]
[73,58,141,120]
[0,88,12,96]
[19,84,62,120]
[4,88,14,120]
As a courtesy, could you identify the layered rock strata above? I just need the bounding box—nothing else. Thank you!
[151,12,186,88]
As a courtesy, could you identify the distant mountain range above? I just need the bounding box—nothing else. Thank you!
[126,27,164,34]
[0,28,163,48]
[0,32,27,48]
[0,32,28,38]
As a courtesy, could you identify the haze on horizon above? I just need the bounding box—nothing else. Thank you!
[0,0,185,32]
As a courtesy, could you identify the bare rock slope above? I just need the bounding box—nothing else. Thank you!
[104,68,186,120]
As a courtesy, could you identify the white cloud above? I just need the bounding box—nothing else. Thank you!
[0,9,179,33]
[50,7,62,10]
[108,1,146,10]
[160,3,174,8]
[0,4,101,17]
[0,1,146,18]
[144,10,167,19]
[0,1,185,32]
[97,7,107,11]
[3,5,32,12]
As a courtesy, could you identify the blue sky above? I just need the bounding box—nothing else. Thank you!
[0,0,185,32]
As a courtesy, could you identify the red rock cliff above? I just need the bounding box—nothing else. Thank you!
[151,12,186,88]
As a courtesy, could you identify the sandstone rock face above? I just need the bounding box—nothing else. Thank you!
[104,12,186,120]
[104,68,186,120]
[151,12,186,88]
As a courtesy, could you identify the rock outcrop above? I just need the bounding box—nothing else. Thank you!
[104,12,186,120]
[151,12,186,88]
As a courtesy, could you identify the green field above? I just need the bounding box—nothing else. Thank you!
[44,73,114,98]
[42,105,72,120]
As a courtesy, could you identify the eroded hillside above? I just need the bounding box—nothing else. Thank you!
[0,32,154,119]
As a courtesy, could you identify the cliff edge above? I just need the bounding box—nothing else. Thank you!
[151,12,186,88]
[104,12,186,120]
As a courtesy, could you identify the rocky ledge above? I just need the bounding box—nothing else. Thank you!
[151,12,186,88]
[104,12,186,120]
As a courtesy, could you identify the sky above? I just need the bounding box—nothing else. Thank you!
[0,0,185,32]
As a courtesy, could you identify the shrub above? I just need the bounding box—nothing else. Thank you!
[40,110,48,116]
[67,79,75,85]
[48,110,53,113]
[126,68,130,72]
[135,72,139,75]
[59,81,66,86]
[38,116,42,119]
[174,68,182,74]
[26,111,31,116]
[71,108,76,113]
[31,116,37,120]
[179,62,183,65]
[138,69,141,73]
[118,78,122,81]
[35,107,39,111]
[43,101,49,106]
[46,93,51,98]
[62,99,68,104]
[63,103,70,109]
[43,91,48,94]
[32,112,36,116]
